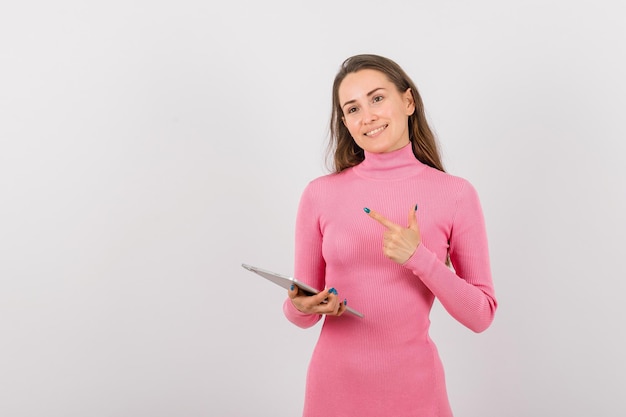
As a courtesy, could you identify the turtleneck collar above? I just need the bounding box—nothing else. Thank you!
[352,142,426,180]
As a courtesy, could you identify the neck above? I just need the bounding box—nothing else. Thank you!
[353,143,426,180]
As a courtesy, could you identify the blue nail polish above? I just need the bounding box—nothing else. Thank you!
[414,204,418,211]
[343,299,348,306]
[290,284,295,291]
[329,287,338,295]
[363,207,370,213]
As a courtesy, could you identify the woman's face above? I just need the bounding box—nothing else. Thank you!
[339,69,415,154]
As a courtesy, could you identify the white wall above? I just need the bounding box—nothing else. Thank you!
[1,1,624,416]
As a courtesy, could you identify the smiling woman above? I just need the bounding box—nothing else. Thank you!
[339,69,415,154]
[328,54,445,174]
[283,54,497,417]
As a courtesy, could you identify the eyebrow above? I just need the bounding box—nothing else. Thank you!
[342,87,386,109]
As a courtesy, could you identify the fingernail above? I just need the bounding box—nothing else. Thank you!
[414,204,418,211]
[290,284,295,291]
[343,298,348,306]
[363,207,370,213]
[329,287,338,295]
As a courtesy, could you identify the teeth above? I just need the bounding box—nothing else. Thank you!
[365,125,386,136]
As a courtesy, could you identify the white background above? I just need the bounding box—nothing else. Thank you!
[1,1,625,416]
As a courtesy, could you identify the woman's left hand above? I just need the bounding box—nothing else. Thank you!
[365,205,421,264]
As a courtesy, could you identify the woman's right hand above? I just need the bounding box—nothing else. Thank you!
[288,285,347,316]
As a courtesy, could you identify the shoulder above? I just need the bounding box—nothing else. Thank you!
[303,169,353,193]
[419,167,485,216]
[297,170,356,213]
[422,165,476,193]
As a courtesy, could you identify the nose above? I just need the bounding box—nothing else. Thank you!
[361,106,377,124]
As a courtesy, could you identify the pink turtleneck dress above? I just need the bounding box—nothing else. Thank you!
[283,143,497,417]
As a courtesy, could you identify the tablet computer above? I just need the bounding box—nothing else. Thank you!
[241,263,364,318]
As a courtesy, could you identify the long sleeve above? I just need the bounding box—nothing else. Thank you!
[282,182,324,328]
[403,180,497,332]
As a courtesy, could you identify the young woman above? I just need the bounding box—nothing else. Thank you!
[283,54,497,417]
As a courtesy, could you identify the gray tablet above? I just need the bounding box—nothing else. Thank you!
[241,263,364,318]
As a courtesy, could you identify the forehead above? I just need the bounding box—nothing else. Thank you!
[338,69,394,101]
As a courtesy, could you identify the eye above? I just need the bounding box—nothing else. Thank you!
[347,106,358,114]
[373,95,384,103]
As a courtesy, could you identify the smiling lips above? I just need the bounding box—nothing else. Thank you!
[364,124,388,137]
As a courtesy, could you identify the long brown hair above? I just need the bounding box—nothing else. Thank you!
[328,54,445,173]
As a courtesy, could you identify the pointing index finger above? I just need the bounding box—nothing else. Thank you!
[364,207,400,230]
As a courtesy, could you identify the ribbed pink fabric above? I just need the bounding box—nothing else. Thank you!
[283,143,497,417]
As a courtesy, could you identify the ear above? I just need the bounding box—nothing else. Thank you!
[404,88,416,115]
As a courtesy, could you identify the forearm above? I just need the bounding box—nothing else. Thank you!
[283,298,322,328]
[404,244,497,333]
